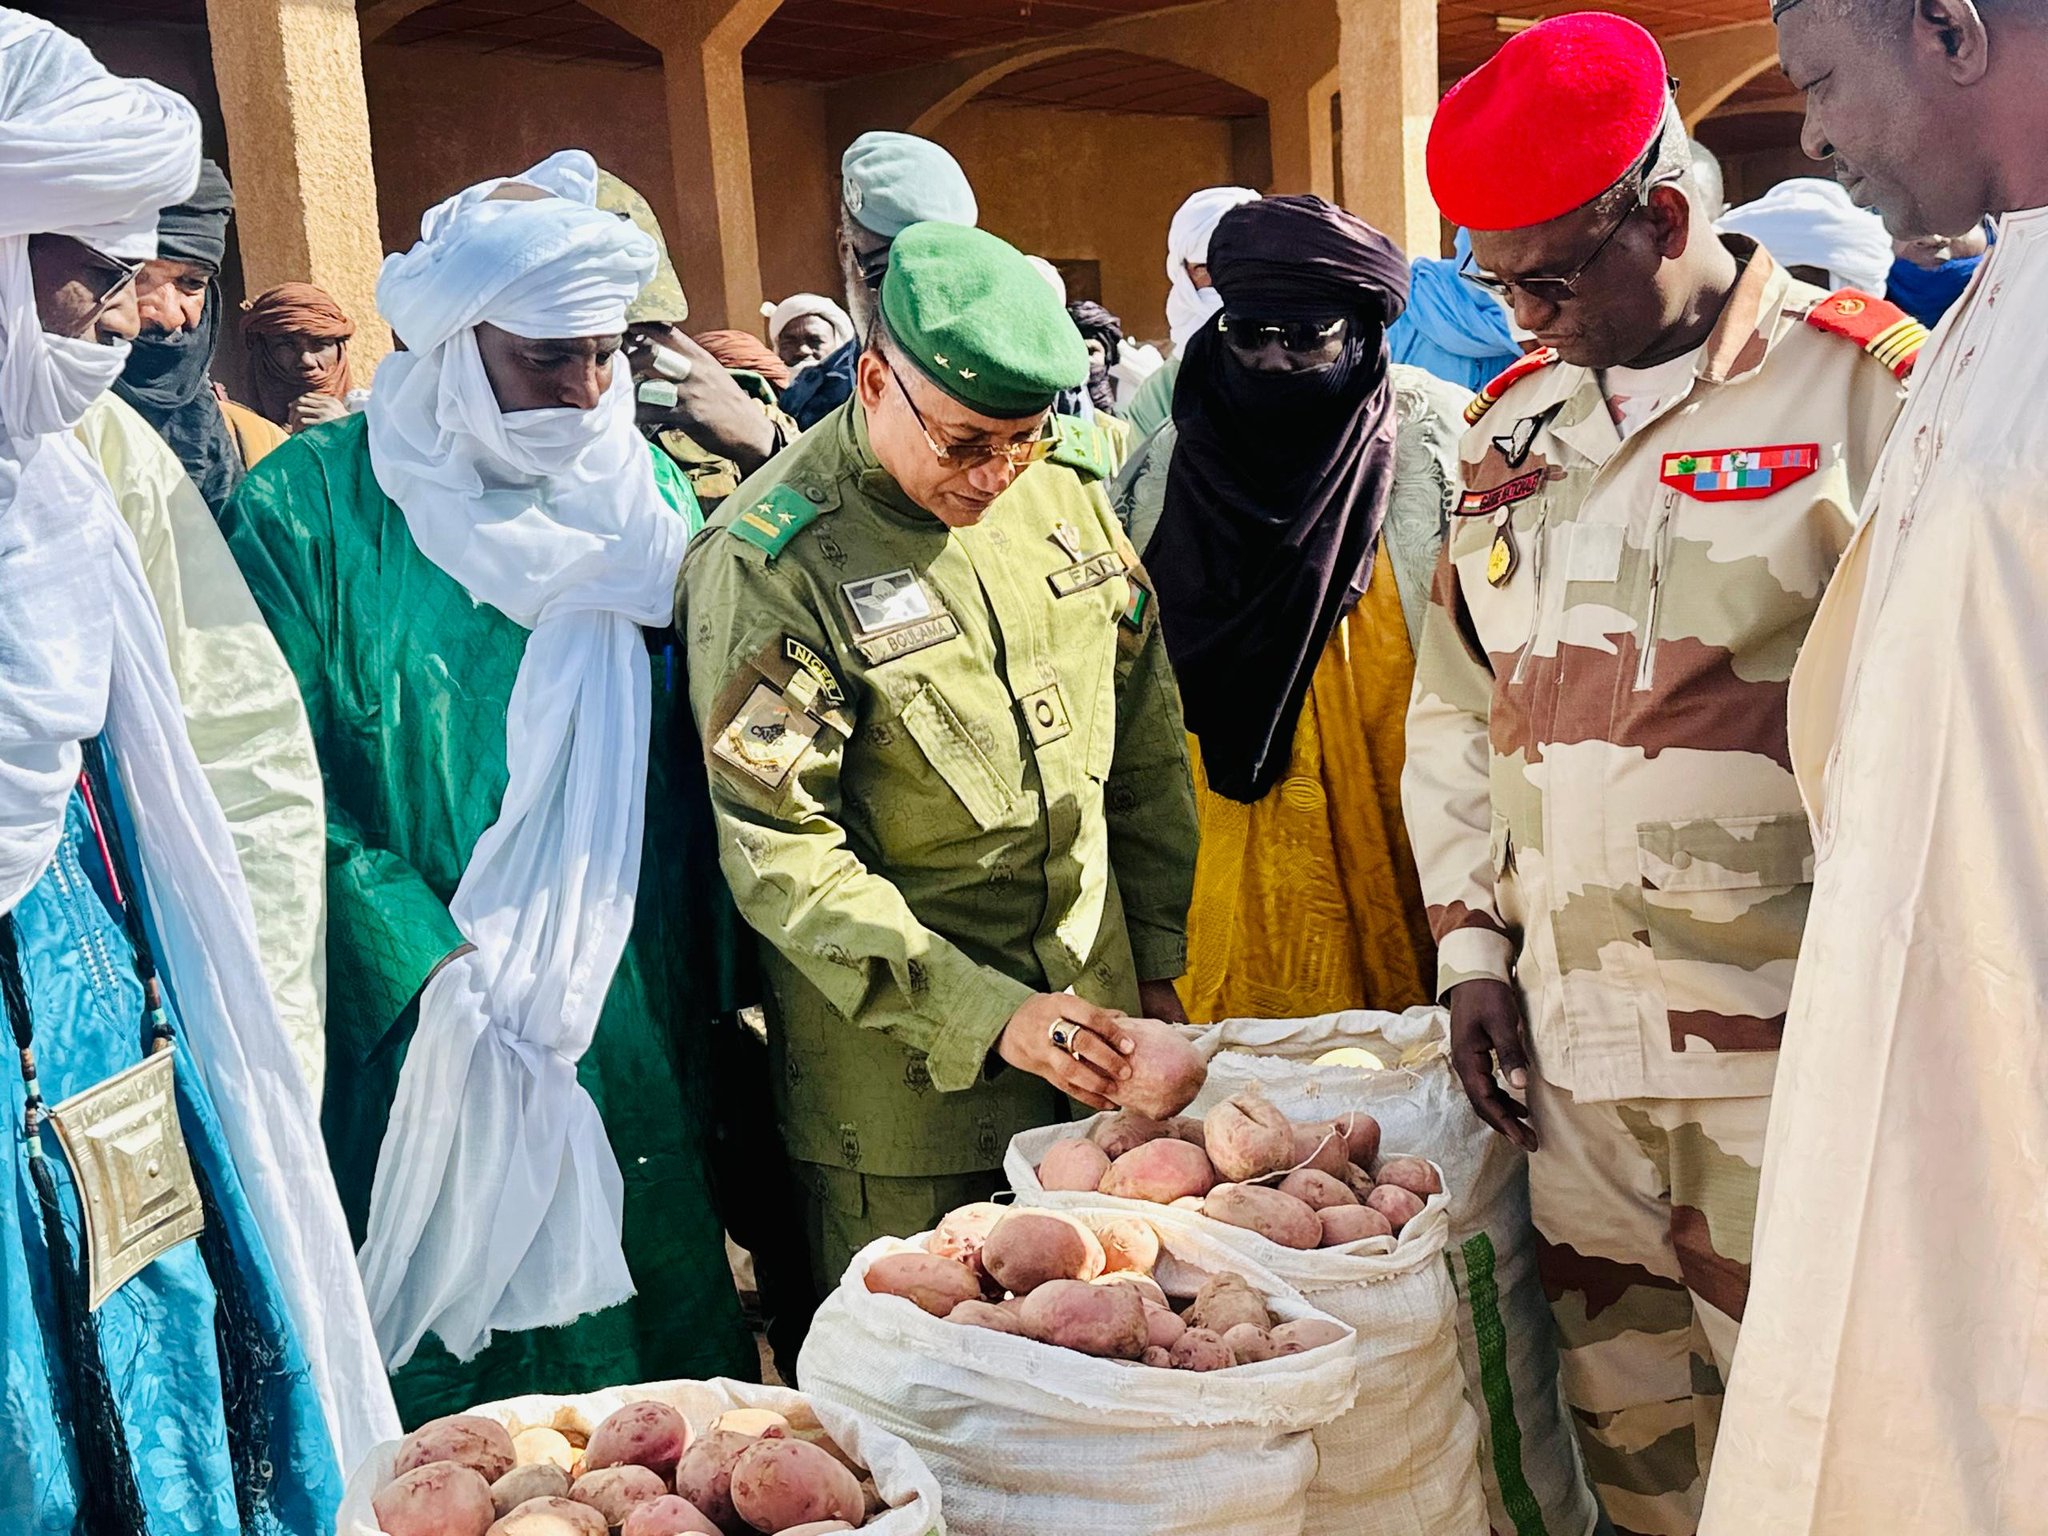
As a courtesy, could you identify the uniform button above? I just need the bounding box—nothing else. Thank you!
[803,485,827,503]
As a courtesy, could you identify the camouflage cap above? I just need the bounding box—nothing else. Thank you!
[595,169,687,326]
[880,222,1088,419]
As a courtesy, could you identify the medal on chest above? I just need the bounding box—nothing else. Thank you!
[1487,517,1519,588]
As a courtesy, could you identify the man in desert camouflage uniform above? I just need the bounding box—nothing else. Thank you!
[1402,17,1921,1535]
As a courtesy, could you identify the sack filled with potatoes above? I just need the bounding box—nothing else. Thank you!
[860,1202,1350,1372]
[341,1380,940,1536]
[1024,1091,1448,1253]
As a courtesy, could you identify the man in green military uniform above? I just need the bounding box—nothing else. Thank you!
[683,222,1199,1288]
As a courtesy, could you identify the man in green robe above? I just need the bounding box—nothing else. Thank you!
[222,151,753,1422]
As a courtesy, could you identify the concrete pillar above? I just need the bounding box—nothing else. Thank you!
[205,0,392,363]
[1665,20,1780,129]
[582,0,778,332]
[1335,0,1440,256]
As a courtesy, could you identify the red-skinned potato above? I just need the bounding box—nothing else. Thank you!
[1037,1137,1112,1192]
[1272,1318,1349,1354]
[375,1462,496,1536]
[673,1431,756,1531]
[1340,1162,1377,1201]
[1099,1137,1216,1203]
[570,1466,667,1528]
[1336,1110,1382,1167]
[1319,1204,1395,1246]
[1167,1115,1206,1149]
[1112,1017,1207,1120]
[1141,1344,1174,1368]
[1183,1273,1273,1335]
[1291,1124,1351,1180]
[1019,1277,1149,1358]
[980,1211,1104,1293]
[925,1202,1007,1276]
[1202,1094,1296,1182]
[492,1464,572,1517]
[584,1400,693,1483]
[1277,1168,1359,1211]
[487,1495,608,1536]
[1087,1214,1161,1274]
[774,1525,856,1536]
[946,1298,1028,1335]
[1222,1323,1279,1363]
[729,1438,865,1533]
[1088,1111,1170,1160]
[1375,1156,1444,1197]
[395,1416,518,1484]
[1366,1184,1426,1234]
[1170,1327,1235,1372]
[619,1495,721,1536]
[1144,1303,1186,1351]
[1203,1183,1323,1250]
[864,1251,982,1316]
[1094,1270,1168,1308]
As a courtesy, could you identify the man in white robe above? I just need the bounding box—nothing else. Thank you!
[1703,1,2048,1530]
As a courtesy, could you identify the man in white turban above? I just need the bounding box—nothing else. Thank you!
[221,149,756,1419]
[1123,184,1261,441]
[1716,175,1895,295]
[0,13,396,1532]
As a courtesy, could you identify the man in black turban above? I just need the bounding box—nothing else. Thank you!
[1066,298,1123,416]
[115,158,282,513]
[1113,193,1469,1026]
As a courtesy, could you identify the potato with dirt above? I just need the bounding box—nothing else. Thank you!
[1203,1182,1323,1250]
[946,1298,1028,1335]
[491,1463,573,1517]
[571,1465,667,1528]
[1202,1094,1297,1182]
[374,1461,497,1536]
[1222,1323,1279,1363]
[1143,1303,1186,1351]
[1183,1273,1273,1335]
[395,1415,518,1484]
[1018,1277,1150,1359]
[1291,1123,1352,1179]
[924,1201,1007,1276]
[1108,1016,1207,1120]
[674,1431,757,1532]
[862,1251,983,1316]
[618,1495,722,1536]
[488,1497,608,1536]
[979,1210,1104,1293]
[1335,1109,1381,1167]
[1170,1327,1236,1372]
[1374,1155,1443,1196]
[1094,1270,1168,1308]
[1318,1204,1396,1246]
[1277,1167,1359,1211]
[1366,1184,1426,1233]
[729,1438,866,1533]
[1036,1136,1112,1191]
[584,1400,693,1483]
[1098,1137,1216,1203]
[1088,1111,1170,1160]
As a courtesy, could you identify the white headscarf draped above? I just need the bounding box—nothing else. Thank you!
[358,149,680,1370]
[0,10,401,1472]
[762,291,853,356]
[1166,185,1260,352]
[1716,176,1895,296]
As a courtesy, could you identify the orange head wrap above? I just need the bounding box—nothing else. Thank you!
[241,283,356,424]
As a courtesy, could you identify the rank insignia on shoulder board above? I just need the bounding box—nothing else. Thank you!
[1659,443,1818,502]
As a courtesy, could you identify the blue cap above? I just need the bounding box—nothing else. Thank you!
[840,131,978,240]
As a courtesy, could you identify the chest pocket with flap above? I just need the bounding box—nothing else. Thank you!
[899,683,1020,832]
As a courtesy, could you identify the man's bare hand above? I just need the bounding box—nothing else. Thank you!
[286,392,348,433]
[1447,977,1537,1151]
[1136,978,1188,1025]
[997,993,1135,1111]
[626,327,776,472]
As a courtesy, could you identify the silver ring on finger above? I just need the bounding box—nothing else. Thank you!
[1048,1020,1080,1057]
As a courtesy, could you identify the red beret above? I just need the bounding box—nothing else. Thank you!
[1428,12,1669,232]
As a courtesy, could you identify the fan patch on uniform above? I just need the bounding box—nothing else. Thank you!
[840,569,959,664]
[713,683,821,788]
[1660,444,1819,501]
[1458,469,1546,517]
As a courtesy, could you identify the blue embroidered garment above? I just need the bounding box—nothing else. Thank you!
[778,334,858,431]
[1387,229,1522,392]
[1,787,341,1535]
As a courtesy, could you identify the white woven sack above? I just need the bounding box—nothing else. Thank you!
[1009,1126,1486,1536]
[1186,1006,1601,1536]
[797,1218,1357,1536]
[336,1377,943,1535]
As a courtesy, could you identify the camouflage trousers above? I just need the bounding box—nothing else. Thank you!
[1526,1073,1769,1536]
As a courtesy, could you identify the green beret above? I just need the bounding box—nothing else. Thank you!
[880,223,1089,419]
[595,169,688,327]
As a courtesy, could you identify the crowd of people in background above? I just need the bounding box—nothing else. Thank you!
[4,1,2046,1534]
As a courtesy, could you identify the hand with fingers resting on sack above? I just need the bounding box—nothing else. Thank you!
[1447,977,1538,1152]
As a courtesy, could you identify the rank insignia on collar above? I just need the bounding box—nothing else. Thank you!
[1659,443,1819,502]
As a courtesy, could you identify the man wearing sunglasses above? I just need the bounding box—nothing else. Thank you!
[1400,14,1920,1534]
[684,221,1197,1297]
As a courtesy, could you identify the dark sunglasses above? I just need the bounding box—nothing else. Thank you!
[1458,140,1671,308]
[1218,315,1348,352]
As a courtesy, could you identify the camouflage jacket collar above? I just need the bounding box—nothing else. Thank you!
[1524,237,1798,470]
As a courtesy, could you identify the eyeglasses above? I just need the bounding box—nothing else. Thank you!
[1218,315,1348,352]
[887,359,1056,470]
[1459,196,1643,308]
[85,252,145,312]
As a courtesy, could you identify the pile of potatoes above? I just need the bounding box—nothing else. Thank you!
[863,1204,1347,1371]
[1033,1091,1444,1251]
[370,1400,885,1536]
